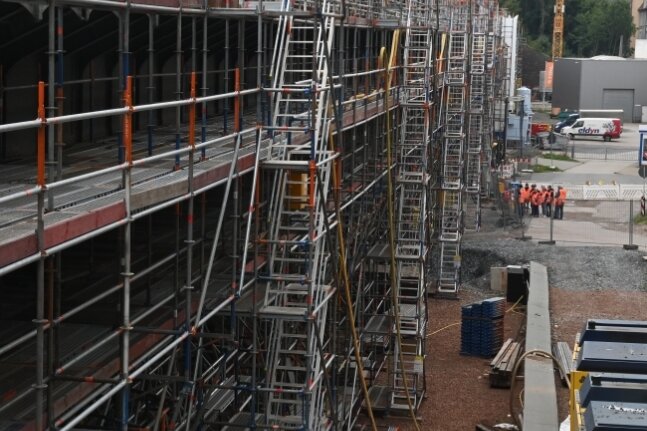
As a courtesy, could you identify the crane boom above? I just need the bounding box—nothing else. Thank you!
[552,0,565,58]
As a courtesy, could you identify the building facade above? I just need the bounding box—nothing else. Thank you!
[553,57,647,122]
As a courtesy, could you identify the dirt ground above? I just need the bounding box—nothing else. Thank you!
[380,288,525,431]
[373,199,647,431]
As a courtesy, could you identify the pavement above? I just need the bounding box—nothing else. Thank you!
[526,123,646,185]
[517,154,647,249]
[523,213,647,250]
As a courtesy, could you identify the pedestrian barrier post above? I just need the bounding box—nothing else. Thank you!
[624,200,638,250]
[538,208,555,245]
[570,141,575,159]
[517,209,531,241]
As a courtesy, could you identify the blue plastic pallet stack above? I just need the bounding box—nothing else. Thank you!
[461,297,505,357]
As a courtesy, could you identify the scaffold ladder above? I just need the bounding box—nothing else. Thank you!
[437,10,468,295]
[464,25,487,230]
[259,0,336,428]
[482,14,497,188]
[391,2,432,410]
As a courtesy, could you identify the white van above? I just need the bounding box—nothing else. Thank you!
[561,118,621,142]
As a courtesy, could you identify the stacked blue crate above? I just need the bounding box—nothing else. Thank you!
[461,297,505,357]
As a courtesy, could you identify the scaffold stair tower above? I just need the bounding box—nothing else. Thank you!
[464,13,487,231]
[437,9,468,295]
[258,0,337,428]
[391,0,432,410]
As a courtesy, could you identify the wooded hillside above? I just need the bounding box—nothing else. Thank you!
[499,0,634,57]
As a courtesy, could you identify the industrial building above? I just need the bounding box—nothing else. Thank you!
[552,56,647,123]
[0,0,515,429]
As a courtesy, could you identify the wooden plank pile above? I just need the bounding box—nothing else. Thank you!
[489,338,522,388]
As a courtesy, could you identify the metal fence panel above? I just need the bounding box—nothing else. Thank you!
[631,200,647,250]
[571,147,636,161]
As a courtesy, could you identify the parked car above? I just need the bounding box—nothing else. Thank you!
[553,113,580,133]
[561,118,622,141]
[551,108,578,120]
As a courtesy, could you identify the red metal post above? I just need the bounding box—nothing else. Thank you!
[123,76,133,164]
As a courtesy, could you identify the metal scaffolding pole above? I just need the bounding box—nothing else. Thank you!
[35,81,47,431]
[147,14,155,155]
[201,6,208,160]
[175,11,182,169]
[47,0,56,211]
[55,7,64,182]
[119,75,133,431]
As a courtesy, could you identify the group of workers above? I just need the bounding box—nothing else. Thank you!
[516,183,567,219]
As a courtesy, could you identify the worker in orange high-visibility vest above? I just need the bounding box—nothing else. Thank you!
[554,186,567,219]
[544,185,554,218]
[518,183,529,217]
[539,185,547,216]
[530,186,541,217]
[559,187,567,218]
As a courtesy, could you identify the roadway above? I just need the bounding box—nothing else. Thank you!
[530,123,645,185]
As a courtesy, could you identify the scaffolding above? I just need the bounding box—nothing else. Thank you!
[390,0,432,411]
[464,10,488,231]
[436,6,468,295]
[0,0,511,428]
[257,0,336,427]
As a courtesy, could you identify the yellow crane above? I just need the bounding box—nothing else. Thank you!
[552,0,565,58]
[549,0,565,115]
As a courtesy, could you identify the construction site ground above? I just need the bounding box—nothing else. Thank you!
[375,194,647,430]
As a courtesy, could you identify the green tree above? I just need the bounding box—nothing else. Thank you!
[499,0,521,16]
[506,0,634,58]
[570,0,634,57]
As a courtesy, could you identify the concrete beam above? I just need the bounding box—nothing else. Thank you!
[522,261,558,431]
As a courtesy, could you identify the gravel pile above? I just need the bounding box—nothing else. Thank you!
[462,239,647,292]
[459,204,647,293]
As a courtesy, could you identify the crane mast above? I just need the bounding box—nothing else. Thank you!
[552,0,565,58]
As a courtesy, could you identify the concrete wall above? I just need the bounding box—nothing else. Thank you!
[552,58,581,111]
